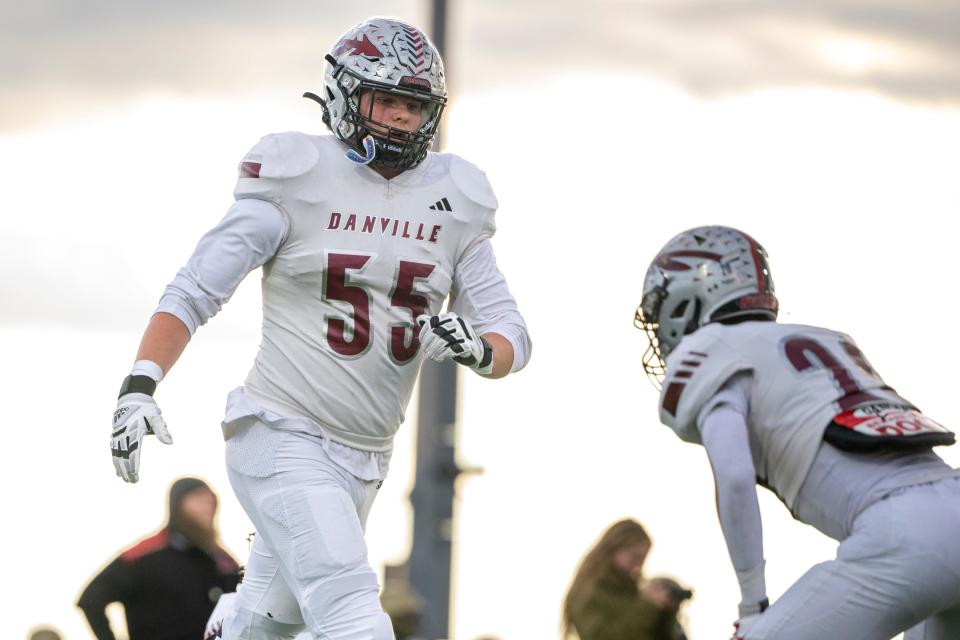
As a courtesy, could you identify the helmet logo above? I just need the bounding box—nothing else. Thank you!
[391,26,430,76]
[333,34,384,60]
[655,250,723,271]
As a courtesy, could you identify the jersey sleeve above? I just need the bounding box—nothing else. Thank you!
[449,154,498,245]
[233,131,320,206]
[449,239,531,372]
[699,397,767,608]
[658,329,752,444]
[696,371,752,428]
[155,198,286,333]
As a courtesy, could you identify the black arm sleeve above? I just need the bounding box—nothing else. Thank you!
[76,558,131,640]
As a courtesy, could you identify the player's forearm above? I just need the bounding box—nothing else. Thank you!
[135,312,192,375]
[481,332,514,379]
[716,473,767,605]
[701,406,767,606]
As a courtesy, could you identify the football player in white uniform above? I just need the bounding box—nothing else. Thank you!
[635,226,960,640]
[109,17,531,640]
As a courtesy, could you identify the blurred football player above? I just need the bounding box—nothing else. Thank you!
[109,17,531,640]
[635,226,960,640]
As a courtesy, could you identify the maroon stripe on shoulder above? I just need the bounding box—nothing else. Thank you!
[689,351,709,357]
[680,360,701,367]
[240,161,261,179]
[121,530,169,563]
[675,370,694,379]
[662,382,686,417]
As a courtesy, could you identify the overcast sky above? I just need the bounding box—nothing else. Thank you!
[3,1,960,132]
[4,0,959,333]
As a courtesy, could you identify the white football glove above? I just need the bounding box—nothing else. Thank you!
[204,591,237,639]
[732,598,769,639]
[732,615,760,639]
[417,312,494,375]
[111,375,173,483]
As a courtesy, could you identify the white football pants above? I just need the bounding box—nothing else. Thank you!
[744,476,960,640]
[219,417,395,640]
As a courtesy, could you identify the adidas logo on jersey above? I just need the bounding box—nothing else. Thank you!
[429,197,453,212]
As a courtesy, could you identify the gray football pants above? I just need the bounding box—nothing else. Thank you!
[220,418,394,640]
[744,476,960,640]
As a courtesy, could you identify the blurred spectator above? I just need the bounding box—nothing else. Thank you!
[380,578,425,640]
[642,577,693,640]
[27,627,63,640]
[562,519,685,640]
[77,477,240,640]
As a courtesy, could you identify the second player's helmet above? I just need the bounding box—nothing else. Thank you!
[311,17,447,171]
[635,226,779,384]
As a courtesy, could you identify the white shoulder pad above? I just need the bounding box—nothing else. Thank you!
[659,327,751,444]
[234,132,320,202]
[449,154,498,211]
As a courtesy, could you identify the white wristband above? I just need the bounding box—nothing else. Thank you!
[131,359,164,382]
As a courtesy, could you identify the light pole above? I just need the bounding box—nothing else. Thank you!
[407,2,459,639]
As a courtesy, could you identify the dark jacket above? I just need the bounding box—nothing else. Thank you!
[569,570,678,640]
[77,529,240,640]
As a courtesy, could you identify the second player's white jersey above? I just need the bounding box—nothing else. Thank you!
[659,321,913,508]
[236,133,498,451]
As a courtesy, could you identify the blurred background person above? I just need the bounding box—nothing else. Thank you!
[380,578,426,640]
[643,577,694,640]
[562,519,684,640]
[77,477,240,640]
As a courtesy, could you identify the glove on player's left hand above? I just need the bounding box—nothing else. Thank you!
[417,312,494,375]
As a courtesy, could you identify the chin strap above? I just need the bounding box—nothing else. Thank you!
[302,91,325,106]
[344,135,377,165]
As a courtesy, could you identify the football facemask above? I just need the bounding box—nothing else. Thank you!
[636,226,779,387]
[308,17,447,172]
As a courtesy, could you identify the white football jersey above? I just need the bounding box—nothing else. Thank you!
[659,321,912,508]
[236,133,497,451]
